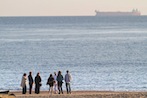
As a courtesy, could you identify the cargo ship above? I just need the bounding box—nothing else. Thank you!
[95,9,141,16]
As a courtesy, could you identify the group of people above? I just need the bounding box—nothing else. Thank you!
[20,70,72,95]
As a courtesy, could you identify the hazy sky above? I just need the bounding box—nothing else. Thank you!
[0,0,147,16]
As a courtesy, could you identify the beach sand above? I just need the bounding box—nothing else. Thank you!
[11,91,147,98]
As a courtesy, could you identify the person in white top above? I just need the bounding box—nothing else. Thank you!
[21,73,27,94]
[65,70,72,94]
[53,72,57,94]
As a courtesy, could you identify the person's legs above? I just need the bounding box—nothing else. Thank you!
[35,85,37,93]
[68,83,71,94]
[49,86,50,93]
[38,86,40,94]
[22,85,26,94]
[54,83,57,93]
[22,87,25,94]
[58,87,60,94]
[61,82,63,94]
[58,82,60,94]
[51,86,53,95]
[24,85,27,94]
[66,83,69,94]
[61,86,63,94]
[29,84,32,94]
[36,84,39,94]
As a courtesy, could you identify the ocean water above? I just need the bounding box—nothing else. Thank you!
[0,16,147,91]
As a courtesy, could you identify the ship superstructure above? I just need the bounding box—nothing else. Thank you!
[95,9,141,16]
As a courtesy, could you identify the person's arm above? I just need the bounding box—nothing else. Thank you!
[40,76,42,82]
[20,77,23,87]
[70,74,72,81]
[64,75,66,81]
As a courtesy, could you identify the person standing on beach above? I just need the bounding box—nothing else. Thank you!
[21,73,27,94]
[57,71,64,94]
[35,72,42,94]
[53,72,57,94]
[65,70,72,94]
[28,71,33,94]
[46,74,54,94]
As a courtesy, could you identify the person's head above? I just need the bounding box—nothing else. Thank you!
[50,74,52,77]
[37,72,40,76]
[23,73,26,77]
[29,71,32,75]
[54,72,56,75]
[58,71,61,75]
[66,70,69,73]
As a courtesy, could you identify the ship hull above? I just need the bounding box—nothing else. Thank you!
[95,12,141,16]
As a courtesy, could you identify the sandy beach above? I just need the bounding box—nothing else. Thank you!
[10,91,147,98]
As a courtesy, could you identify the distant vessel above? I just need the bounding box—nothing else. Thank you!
[95,9,141,16]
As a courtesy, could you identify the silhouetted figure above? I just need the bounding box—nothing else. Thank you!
[65,70,72,94]
[57,71,64,94]
[0,90,9,94]
[21,73,27,94]
[35,72,42,94]
[46,74,54,95]
[28,71,33,94]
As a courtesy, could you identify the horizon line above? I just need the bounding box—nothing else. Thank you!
[0,15,147,17]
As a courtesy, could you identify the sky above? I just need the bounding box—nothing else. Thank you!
[0,0,147,16]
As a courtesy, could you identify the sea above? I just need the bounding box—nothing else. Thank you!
[0,16,147,91]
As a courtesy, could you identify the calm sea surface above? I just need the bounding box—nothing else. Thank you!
[0,16,147,91]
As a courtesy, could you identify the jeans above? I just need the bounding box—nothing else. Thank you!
[58,81,63,94]
[66,83,71,94]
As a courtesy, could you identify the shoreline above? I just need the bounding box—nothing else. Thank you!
[7,90,147,98]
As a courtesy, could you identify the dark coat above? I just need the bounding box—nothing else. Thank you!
[57,74,63,82]
[35,75,41,94]
[47,77,54,87]
[35,75,41,85]
[28,75,33,85]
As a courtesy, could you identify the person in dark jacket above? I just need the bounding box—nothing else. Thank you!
[28,71,33,94]
[46,74,54,94]
[35,72,42,94]
[57,71,64,94]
